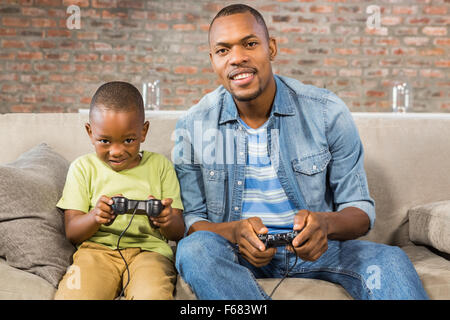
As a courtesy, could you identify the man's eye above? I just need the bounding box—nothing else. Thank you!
[216,48,227,55]
[247,41,258,48]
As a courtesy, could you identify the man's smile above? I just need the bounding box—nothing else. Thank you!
[228,68,257,86]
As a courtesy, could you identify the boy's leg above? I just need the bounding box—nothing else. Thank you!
[175,231,270,300]
[54,242,122,300]
[123,250,177,300]
[286,239,429,300]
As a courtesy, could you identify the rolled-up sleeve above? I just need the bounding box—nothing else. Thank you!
[325,92,376,229]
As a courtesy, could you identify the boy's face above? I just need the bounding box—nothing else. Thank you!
[85,106,149,172]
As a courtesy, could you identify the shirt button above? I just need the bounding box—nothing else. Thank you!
[239,152,244,156]
[237,180,242,185]
[312,165,317,170]
[234,207,239,211]
[209,171,215,176]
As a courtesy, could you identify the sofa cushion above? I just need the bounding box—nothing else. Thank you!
[0,257,56,299]
[0,143,76,288]
[408,200,450,255]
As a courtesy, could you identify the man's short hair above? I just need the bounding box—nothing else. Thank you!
[208,4,270,43]
[90,81,144,122]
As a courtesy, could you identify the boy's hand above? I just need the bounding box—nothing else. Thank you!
[90,195,116,225]
[148,195,175,228]
[147,195,184,241]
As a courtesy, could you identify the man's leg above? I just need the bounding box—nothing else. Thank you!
[175,231,270,300]
[286,240,428,300]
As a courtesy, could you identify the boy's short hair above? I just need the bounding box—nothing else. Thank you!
[90,81,145,122]
[208,4,270,43]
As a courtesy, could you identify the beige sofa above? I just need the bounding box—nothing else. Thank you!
[0,112,449,300]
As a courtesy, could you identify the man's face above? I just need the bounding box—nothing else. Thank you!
[85,107,149,172]
[209,12,277,102]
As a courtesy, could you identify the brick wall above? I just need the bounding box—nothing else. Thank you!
[0,0,448,113]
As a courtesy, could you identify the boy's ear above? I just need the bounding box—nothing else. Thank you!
[141,121,150,142]
[85,123,94,142]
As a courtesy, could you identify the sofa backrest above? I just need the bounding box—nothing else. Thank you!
[2,112,450,246]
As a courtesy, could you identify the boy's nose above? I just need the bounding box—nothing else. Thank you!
[109,144,124,157]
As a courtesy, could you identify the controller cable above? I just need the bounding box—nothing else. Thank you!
[269,242,299,298]
[115,201,139,299]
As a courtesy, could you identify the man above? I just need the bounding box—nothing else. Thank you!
[173,4,428,300]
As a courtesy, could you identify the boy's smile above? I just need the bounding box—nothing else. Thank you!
[85,107,149,172]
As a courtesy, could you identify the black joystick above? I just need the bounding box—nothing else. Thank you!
[257,230,301,248]
[106,196,164,227]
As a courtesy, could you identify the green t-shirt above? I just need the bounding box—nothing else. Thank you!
[57,151,183,262]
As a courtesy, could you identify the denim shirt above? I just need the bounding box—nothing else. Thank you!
[173,75,375,235]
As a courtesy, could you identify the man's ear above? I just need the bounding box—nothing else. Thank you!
[209,52,217,73]
[268,36,277,61]
[141,121,150,142]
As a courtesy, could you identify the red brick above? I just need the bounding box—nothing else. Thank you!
[433,38,450,46]
[173,24,196,31]
[310,5,333,13]
[32,18,57,28]
[63,0,90,7]
[1,40,25,48]
[435,61,450,68]
[422,27,447,36]
[419,48,445,56]
[403,37,429,46]
[420,69,445,78]
[423,6,447,15]
[29,40,56,49]
[174,66,198,75]
[11,104,34,113]
[334,48,360,55]
[17,51,43,60]
[2,17,30,27]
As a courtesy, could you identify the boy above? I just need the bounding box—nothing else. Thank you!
[55,81,184,300]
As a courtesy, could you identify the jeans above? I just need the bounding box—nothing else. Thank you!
[175,231,429,300]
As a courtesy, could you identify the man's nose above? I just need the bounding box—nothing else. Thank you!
[229,46,249,66]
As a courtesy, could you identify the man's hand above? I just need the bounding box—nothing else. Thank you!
[233,217,277,267]
[90,195,116,225]
[289,209,329,261]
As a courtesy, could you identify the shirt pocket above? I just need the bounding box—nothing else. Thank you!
[291,149,331,207]
[201,167,227,218]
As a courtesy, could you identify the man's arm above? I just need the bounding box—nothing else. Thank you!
[290,93,374,261]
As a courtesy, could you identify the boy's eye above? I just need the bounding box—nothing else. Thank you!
[124,138,135,144]
[99,139,110,144]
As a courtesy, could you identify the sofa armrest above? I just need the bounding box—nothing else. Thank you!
[408,200,450,256]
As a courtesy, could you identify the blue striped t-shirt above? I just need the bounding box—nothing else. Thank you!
[239,118,298,234]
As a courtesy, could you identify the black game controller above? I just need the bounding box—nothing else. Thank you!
[257,230,301,248]
[106,196,164,227]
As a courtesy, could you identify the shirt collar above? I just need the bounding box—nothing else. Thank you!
[218,74,295,125]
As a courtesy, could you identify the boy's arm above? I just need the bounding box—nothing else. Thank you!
[64,195,115,244]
